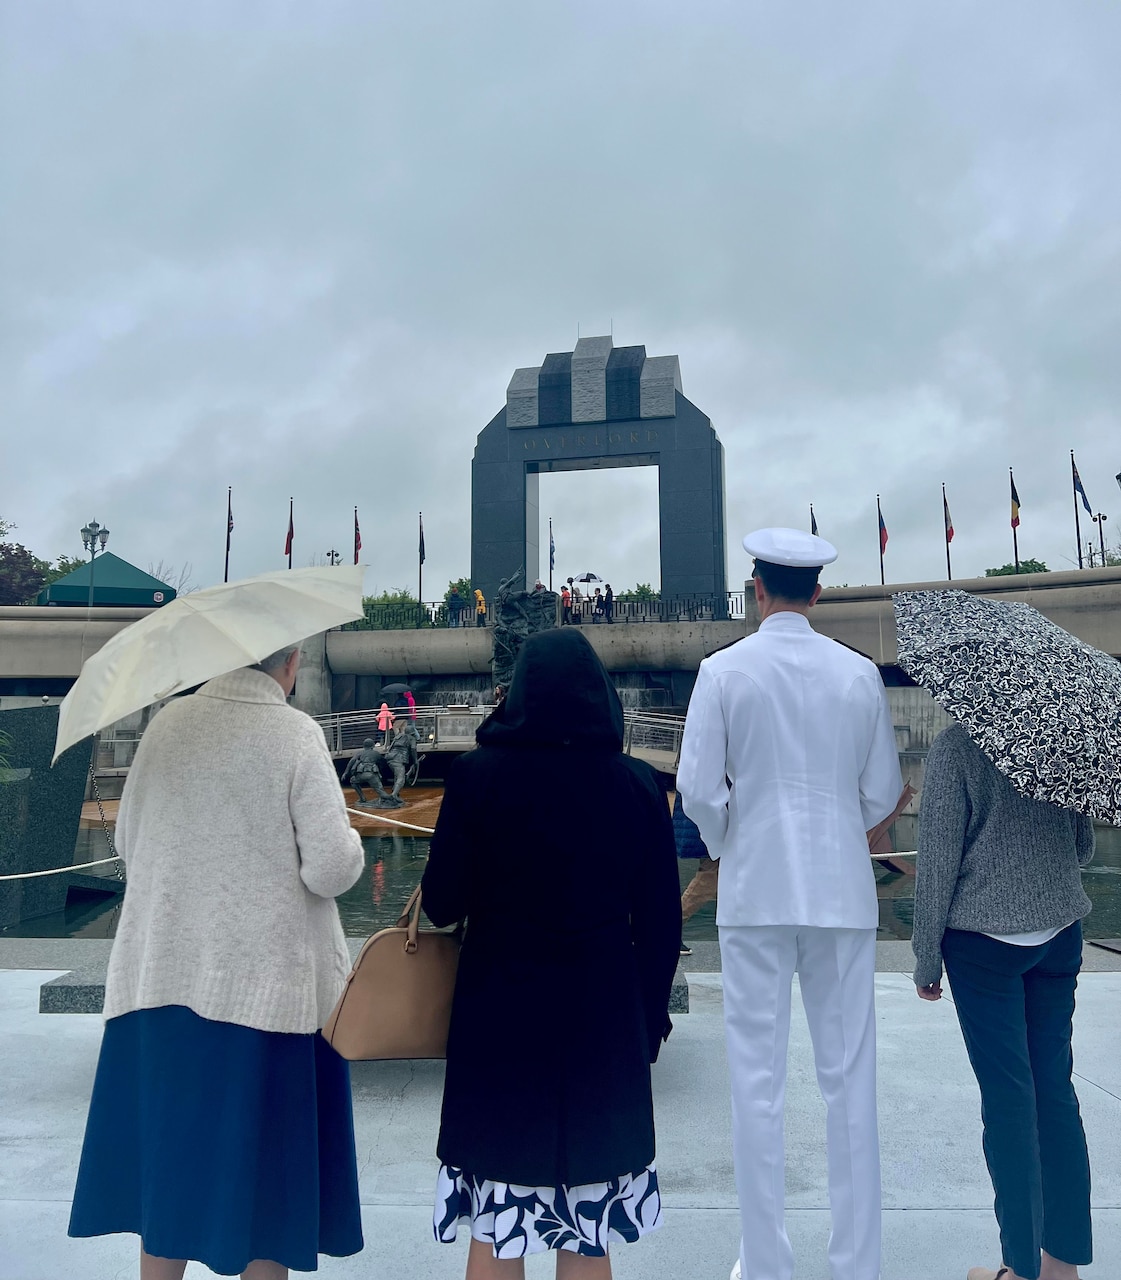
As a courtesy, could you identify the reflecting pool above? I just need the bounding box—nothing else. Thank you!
[4,824,1120,944]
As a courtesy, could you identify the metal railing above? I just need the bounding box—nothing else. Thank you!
[342,601,492,631]
[568,592,746,624]
[622,711,686,769]
[338,591,746,630]
[315,705,687,769]
[314,705,484,754]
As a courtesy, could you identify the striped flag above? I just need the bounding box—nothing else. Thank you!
[549,519,555,572]
[943,490,954,543]
[284,498,294,565]
[418,512,425,565]
[353,507,362,565]
[1010,473,1021,529]
[878,505,889,553]
[810,505,819,536]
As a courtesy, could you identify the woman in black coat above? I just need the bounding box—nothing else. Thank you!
[422,627,682,1279]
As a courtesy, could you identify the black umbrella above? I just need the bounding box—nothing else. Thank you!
[379,682,411,699]
[893,589,1121,825]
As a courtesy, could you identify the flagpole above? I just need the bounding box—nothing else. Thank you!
[1010,470,1020,573]
[1072,451,1084,569]
[224,486,232,583]
[943,483,952,581]
[877,495,885,586]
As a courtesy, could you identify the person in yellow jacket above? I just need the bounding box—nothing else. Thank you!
[474,588,487,627]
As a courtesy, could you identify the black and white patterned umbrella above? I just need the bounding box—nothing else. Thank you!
[893,589,1121,826]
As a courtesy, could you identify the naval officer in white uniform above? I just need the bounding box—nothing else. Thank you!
[677,528,903,1280]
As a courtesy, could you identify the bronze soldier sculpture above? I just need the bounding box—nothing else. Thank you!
[341,738,393,806]
[342,727,419,808]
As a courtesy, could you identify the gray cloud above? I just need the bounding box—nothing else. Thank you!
[3,0,1119,601]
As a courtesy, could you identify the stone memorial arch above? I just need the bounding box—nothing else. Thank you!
[471,337,727,606]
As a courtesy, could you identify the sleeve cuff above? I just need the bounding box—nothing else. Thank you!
[912,955,944,988]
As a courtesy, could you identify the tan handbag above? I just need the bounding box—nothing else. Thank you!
[323,884,461,1061]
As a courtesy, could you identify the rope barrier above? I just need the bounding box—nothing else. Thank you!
[345,806,435,835]
[0,855,122,882]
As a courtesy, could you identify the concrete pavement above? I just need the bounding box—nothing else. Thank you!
[1,963,1118,1279]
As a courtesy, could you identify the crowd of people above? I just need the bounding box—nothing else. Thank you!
[65,527,1095,1280]
[560,578,614,624]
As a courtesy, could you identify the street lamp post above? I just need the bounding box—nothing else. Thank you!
[80,520,110,614]
[1091,513,1108,567]
[326,549,341,566]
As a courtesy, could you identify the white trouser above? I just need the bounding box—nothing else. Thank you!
[719,925,880,1280]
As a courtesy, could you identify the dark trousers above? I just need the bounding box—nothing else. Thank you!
[942,922,1092,1280]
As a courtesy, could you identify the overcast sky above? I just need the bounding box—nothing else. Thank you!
[3,0,1120,600]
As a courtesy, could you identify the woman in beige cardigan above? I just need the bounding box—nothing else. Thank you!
[69,646,366,1280]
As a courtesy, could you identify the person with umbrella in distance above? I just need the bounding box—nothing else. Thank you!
[65,566,368,1280]
[897,590,1114,1280]
[677,528,904,1280]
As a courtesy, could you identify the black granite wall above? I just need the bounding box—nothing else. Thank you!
[0,706,92,928]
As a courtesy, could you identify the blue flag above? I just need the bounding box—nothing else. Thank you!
[1072,458,1092,515]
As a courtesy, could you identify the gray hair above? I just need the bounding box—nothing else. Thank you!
[254,644,301,674]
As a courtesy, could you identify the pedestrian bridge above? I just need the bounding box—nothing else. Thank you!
[314,706,685,775]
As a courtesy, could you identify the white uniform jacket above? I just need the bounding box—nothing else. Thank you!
[678,611,903,930]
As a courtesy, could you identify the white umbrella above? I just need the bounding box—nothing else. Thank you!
[53,564,365,762]
[574,572,602,584]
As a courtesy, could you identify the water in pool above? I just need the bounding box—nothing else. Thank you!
[5,823,1121,944]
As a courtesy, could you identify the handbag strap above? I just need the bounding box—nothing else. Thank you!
[396,883,423,953]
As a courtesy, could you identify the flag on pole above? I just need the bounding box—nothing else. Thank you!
[943,490,954,543]
[1010,473,1021,528]
[549,519,555,572]
[878,505,889,553]
[1072,457,1092,515]
[353,507,362,565]
[810,505,819,536]
[284,498,294,566]
[418,513,425,565]
[224,487,234,583]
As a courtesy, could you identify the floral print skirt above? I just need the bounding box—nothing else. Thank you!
[434,1162,663,1258]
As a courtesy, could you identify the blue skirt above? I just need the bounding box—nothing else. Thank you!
[68,1005,364,1275]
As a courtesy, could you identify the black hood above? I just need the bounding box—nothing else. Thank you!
[476,628,624,751]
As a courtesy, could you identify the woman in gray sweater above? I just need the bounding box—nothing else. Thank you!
[913,723,1095,1280]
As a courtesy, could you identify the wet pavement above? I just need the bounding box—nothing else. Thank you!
[1,962,1118,1279]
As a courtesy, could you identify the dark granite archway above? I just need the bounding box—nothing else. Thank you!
[471,337,727,607]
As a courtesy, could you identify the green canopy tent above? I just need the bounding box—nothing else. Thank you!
[37,553,177,608]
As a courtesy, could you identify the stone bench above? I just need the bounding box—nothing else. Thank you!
[38,948,691,1015]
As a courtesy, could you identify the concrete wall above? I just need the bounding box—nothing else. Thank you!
[3,567,1118,693]
[810,565,1121,662]
[0,608,154,679]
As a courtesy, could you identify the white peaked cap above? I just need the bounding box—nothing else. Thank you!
[742,527,838,567]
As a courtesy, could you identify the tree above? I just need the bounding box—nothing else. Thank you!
[615,582,660,602]
[0,517,14,539]
[984,560,1049,577]
[147,561,197,594]
[444,576,472,606]
[0,542,47,604]
[33,554,88,589]
[345,588,426,630]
